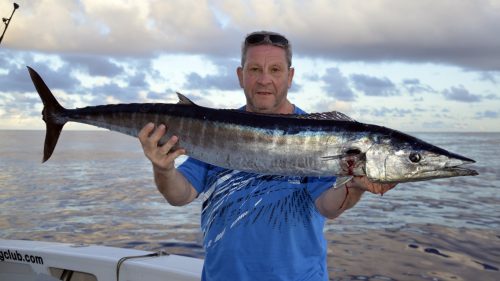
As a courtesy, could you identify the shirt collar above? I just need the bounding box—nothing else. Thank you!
[238,104,307,115]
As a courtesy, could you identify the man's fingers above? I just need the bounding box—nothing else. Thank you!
[165,147,186,161]
[158,135,179,155]
[150,124,167,144]
[157,146,185,170]
[138,122,155,142]
[349,176,397,195]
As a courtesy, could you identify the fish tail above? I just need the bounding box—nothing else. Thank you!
[27,66,67,162]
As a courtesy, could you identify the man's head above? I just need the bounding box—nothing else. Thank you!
[237,31,295,114]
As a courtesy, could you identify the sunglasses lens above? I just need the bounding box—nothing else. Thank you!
[246,34,266,44]
[269,35,288,45]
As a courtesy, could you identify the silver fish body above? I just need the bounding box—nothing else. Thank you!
[28,66,478,183]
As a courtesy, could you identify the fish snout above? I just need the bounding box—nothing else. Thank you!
[442,149,475,169]
[442,155,478,177]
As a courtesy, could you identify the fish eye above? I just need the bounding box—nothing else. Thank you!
[409,152,422,163]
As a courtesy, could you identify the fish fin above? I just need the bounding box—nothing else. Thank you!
[43,122,65,163]
[27,66,67,162]
[176,92,198,106]
[295,111,356,122]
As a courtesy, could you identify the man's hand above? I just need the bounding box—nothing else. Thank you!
[138,123,186,174]
[348,176,396,195]
[138,123,196,206]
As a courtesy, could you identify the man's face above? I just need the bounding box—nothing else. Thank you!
[237,45,294,114]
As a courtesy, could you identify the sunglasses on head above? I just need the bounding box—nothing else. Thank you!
[245,33,289,47]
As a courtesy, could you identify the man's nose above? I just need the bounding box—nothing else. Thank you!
[257,71,272,85]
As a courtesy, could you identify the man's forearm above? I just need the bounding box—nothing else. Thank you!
[153,166,197,206]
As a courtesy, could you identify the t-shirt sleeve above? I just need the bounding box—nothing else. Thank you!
[177,157,210,194]
[306,176,337,200]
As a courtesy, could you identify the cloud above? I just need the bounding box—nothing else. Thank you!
[127,71,149,88]
[89,82,136,103]
[474,110,498,119]
[422,120,447,129]
[402,79,436,95]
[288,80,302,93]
[0,66,39,93]
[351,74,399,97]
[81,61,164,103]
[5,0,239,56]
[62,54,124,77]
[442,86,482,102]
[413,107,428,113]
[485,93,500,100]
[0,92,43,119]
[370,107,412,118]
[0,52,80,93]
[321,67,356,101]
[427,108,453,120]
[0,50,161,117]
[4,0,500,70]
[478,72,500,84]
[147,91,177,101]
[216,0,500,71]
[183,57,240,91]
[184,72,238,91]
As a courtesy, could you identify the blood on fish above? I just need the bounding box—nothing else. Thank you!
[346,159,355,175]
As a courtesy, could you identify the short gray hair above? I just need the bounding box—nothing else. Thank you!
[241,31,292,68]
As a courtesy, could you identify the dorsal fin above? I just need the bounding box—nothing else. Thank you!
[176,92,197,105]
[294,111,356,122]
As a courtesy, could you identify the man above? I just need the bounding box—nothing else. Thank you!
[139,31,395,281]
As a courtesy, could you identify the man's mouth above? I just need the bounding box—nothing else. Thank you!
[256,91,272,96]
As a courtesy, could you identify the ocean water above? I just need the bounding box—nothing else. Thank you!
[1,130,499,278]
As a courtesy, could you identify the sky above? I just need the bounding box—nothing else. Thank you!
[0,0,499,132]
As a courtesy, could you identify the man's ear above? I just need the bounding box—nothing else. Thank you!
[288,67,295,88]
[237,66,244,88]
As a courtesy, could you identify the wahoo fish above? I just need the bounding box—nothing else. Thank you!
[28,66,478,183]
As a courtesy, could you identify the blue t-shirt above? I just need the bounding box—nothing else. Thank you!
[178,106,337,281]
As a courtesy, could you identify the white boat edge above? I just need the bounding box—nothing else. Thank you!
[0,239,203,281]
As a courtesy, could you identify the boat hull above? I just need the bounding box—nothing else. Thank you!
[0,239,203,281]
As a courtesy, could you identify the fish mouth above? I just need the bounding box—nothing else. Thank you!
[441,156,478,177]
[441,165,479,176]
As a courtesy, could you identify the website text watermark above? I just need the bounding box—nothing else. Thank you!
[0,249,44,265]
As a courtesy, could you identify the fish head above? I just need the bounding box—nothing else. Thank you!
[364,131,478,183]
